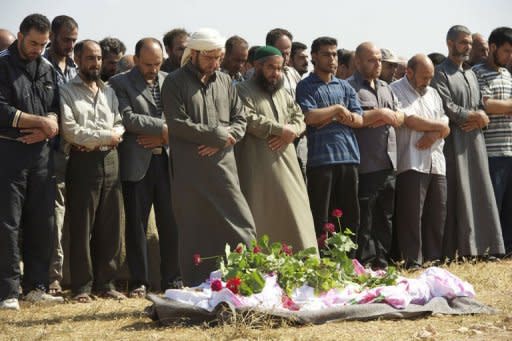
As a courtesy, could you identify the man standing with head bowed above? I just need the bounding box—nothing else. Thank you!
[110,38,181,296]
[161,28,256,286]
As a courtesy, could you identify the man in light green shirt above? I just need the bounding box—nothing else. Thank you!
[60,39,125,303]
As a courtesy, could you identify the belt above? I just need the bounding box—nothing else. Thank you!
[152,147,163,155]
[71,145,116,152]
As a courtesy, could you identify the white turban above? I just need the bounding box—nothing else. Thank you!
[180,28,225,66]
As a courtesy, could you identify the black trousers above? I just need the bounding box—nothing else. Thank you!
[395,170,447,266]
[357,169,395,268]
[66,149,122,295]
[0,141,55,300]
[307,164,360,238]
[122,153,180,291]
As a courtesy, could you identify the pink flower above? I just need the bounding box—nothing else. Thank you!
[235,244,244,254]
[281,295,300,311]
[331,208,343,218]
[282,243,292,256]
[317,233,327,249]
[226,277,242,294]
[253,245,261,254]
[210,279,223,291]
[323,222,335,233]
[193,253,201,266]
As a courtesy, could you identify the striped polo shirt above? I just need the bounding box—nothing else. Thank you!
[473,63,512,157]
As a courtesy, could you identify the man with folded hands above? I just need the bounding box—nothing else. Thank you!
[60,39,126,302]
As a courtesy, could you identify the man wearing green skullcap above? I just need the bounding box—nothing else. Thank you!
[235,46,318,252]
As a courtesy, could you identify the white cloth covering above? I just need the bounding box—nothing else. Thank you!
[180,28,225,66]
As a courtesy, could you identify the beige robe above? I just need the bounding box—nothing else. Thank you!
[235,79,317,252]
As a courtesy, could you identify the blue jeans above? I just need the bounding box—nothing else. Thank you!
[488,157,512,253]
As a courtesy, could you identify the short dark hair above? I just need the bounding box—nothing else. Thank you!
[247,45,261,64]
[266,28,293,46]
[291,41,307,59]
[163,28,188,48]
[99,37,126,58]
[74,39,100,56]
[311,37,337,54]
[427,52,446,66]
[225,35,248,55]
[337,48,353,66]
[20,13,51,35]
[51,15,78,34]
[134,37,163,57]
[488,27,512,49]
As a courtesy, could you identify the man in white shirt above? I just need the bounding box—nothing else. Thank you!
[60,40,125,302]
[390,54,450,268]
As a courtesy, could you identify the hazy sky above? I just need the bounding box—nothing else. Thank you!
[1,0,511,58]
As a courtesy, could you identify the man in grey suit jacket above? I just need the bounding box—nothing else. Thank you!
[110,38,180,296]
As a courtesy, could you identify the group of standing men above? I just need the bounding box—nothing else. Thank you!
[1,12,511,311]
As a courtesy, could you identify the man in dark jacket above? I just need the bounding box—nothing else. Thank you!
[0,13,63,310]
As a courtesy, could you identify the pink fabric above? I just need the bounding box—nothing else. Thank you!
[164,266,475,312]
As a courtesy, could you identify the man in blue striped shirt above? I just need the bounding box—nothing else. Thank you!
[474,26,512,253]
[296,36,363,240]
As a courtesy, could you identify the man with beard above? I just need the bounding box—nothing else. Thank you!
[235,46,317,252]
[60,40,126,302]
[161,28,256,286]
[432,25,505,260]
[391,54,450,268]
[266,28,302,98]
[109,38,180,296]
[348,42,404,269]
[0,13,62,310]
[161,28,188,73]
[473,27,512,254]
[296,37,363,241]
[99,37,126,82]
[380,48,400,83]
[43,14,79,296]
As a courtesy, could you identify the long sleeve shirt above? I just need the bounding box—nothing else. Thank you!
[60,75,124,150]
[390,76,448,175]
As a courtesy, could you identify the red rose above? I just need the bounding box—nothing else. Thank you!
[235,244,244,254]
[281,295,300,311]
[323,222,335,233]
[331,208,343,218]
[226,277,242,294]
[193,253,201,266]
[210,279,223,292]
[317,233,327,249]
[282,243,292,256]
[253,245,261,253]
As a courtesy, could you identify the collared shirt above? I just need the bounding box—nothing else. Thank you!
[296,72,363,168]
[283,66,302,98]
[148,79,164,115]
[348,71,398,174]
[390,76,448,175]
[60,75,124,150]
[473,63,512,157]
[43,49,77,85]
[221,68,245,85]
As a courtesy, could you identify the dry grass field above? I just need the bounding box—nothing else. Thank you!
[1,259,511,341]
